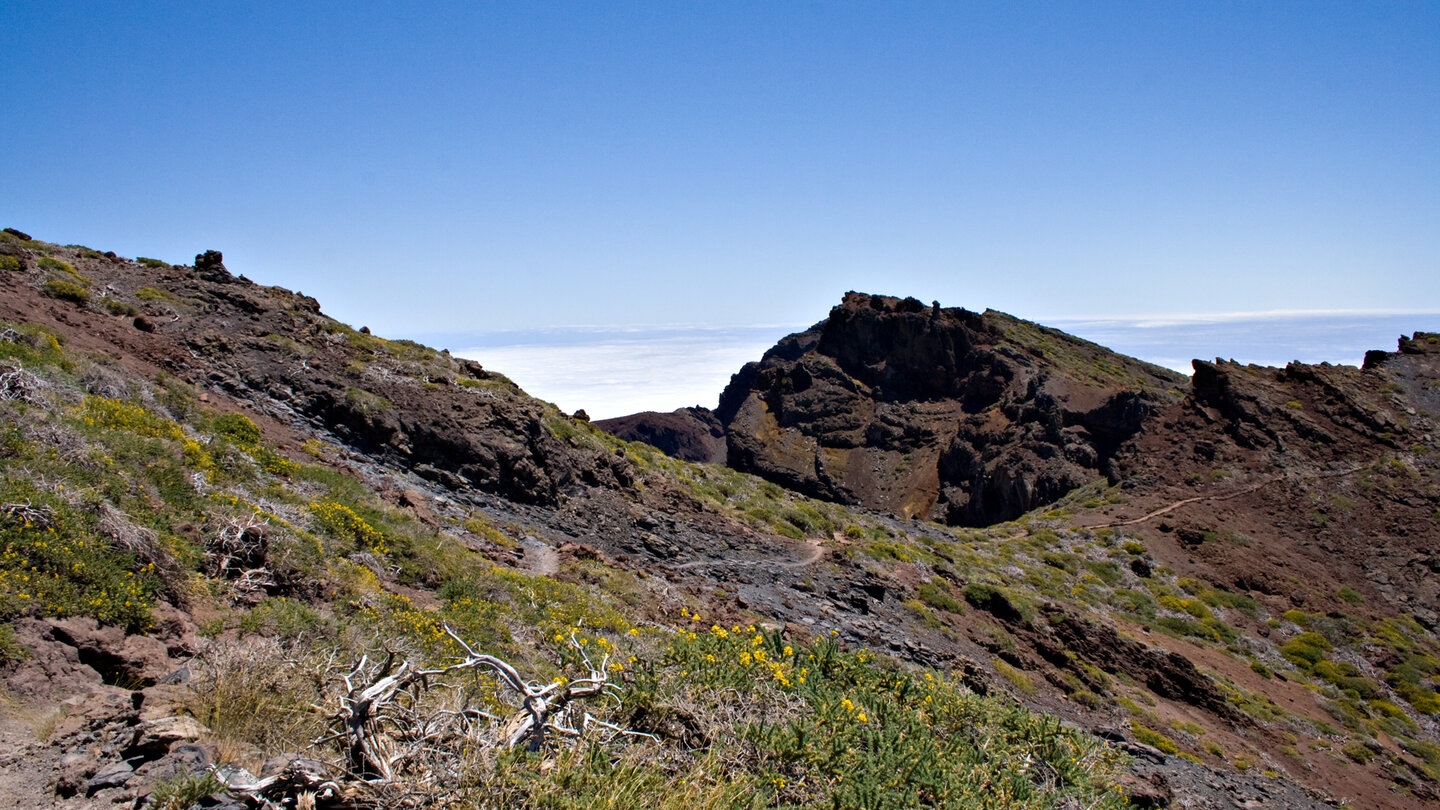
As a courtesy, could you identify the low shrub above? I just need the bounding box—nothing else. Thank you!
[1130,723,1180,755]
[211,412,262,446]
[1280,631,1332,669]
[104,299,138,316]
[918,578,964,613]
[40,280,89,304]
[147,770,225,810]
[0,484,158,632]
[38,257,88,283]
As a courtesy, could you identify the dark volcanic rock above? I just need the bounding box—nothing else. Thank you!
[194,250,232,283]
[596,407,727,464]
[711,292,1185,525]
[1041,608,1246,724]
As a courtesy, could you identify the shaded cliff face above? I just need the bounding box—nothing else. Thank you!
[713,292,1186,525]
[594,407,726,464]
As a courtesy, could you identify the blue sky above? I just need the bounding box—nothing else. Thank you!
[3,2,1438,415]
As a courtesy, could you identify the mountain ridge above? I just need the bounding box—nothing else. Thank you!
[2,230,1438,809]
[605,291,1188,526]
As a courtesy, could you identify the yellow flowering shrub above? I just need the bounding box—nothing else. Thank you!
[0,487,157,631]
[309,501,388,555]
[82,396,185,442]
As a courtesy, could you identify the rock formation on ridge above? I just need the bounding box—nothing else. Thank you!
[616,291,1187,525]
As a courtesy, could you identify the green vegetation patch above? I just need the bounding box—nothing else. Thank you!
[0,482,158,632]
[918,578,964,614]
[1280,631,1332,670]
[41,280,90,304]
[643,629,1126,808]
[37,257,90,285]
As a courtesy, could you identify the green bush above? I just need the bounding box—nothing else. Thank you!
[1280,631,1332,669]
[1387,667,1440,715]
[1342,740,1376,764]
[964,582,1002,606]
[642,630,1125,808]
[137,257,170,268]
[918,579,964,613]
[211,412,262,446]
[0,255,20,273]
[0,484,158,632]
[40,280,90,304]
[38,257,87,283]
[136,286,176,302]
[239,596,325,638]
[83,396,184,441]
[147,770,224,810]
[310,500,388,554]
[1130,723,1180,755]
[0,622,28,661]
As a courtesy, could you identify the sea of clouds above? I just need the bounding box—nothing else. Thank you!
[430,312,1437,421]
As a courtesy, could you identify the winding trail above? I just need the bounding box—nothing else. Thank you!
[669,536,827,572]
[520,537,560,576]
[1087,463,1367,530]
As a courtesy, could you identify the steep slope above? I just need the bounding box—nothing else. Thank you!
[707,292,1185,525]
[2,230,1436,810]
[1108,340,1440,629]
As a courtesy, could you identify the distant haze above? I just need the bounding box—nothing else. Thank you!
[438,311,1439,420]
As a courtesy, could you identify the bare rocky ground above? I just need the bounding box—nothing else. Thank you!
[1,232,1436,808]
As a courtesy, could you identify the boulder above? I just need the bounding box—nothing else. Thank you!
[3,618,102,699]
[84,760,134,795]
[45,616,171,687]
[125,716,210,759]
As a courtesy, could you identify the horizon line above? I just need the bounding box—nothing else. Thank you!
[408,307,1440,340]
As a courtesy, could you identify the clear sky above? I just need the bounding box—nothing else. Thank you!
[3,2,1438,416]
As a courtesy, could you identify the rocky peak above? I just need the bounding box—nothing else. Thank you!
[705,292,1186,525]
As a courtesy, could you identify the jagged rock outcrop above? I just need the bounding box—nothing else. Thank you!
[704,292,1185,525]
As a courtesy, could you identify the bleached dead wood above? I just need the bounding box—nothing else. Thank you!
[320,625,648,782]
[218,626,652,807]
[0,359,46,403]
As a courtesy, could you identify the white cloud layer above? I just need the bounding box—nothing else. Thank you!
[452,312,1440,421]
[456,333,782,420]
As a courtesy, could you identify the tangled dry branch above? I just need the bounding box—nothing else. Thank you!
[222,626,651,808]
[1,499,56,530]
[205,512,275,603]
[0,359,47,404]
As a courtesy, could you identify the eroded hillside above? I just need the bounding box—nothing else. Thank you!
[0,230,1437,810]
